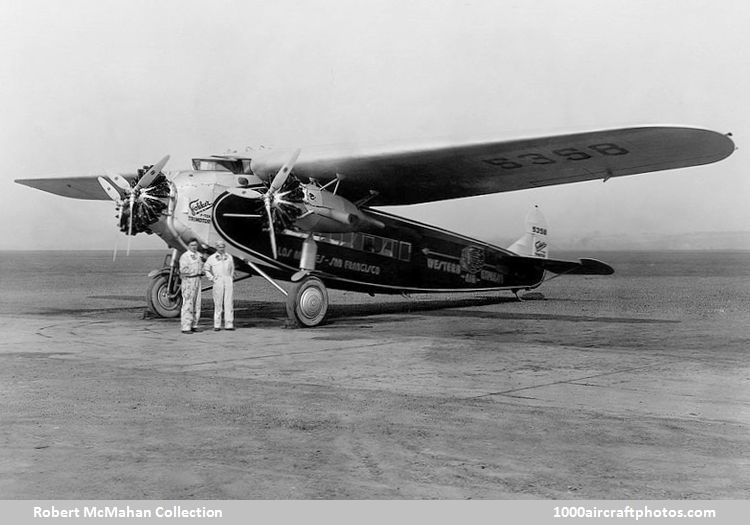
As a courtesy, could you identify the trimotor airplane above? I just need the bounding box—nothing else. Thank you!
[16,126,735,327]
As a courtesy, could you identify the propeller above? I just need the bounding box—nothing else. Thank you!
[106,171,132,192]
[264,196,278,258]
[134,155,170,191]
[126,190,135,255]
[97,176,124,261]
[97,156,171,258]
[227,187,263,199]
[269,149,300,194]
[97,176,122,201]
[227,149,301,258]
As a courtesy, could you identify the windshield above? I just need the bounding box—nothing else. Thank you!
[191,158,253,174]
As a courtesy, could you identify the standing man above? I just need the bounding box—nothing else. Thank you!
[179,240,204,334]
[204,240,236,331]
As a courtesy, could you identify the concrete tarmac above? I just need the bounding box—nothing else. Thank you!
[1,252,749,499]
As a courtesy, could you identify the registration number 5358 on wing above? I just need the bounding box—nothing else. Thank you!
[483,143,629,169]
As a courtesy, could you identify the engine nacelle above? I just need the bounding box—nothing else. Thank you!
[293,184,384,233]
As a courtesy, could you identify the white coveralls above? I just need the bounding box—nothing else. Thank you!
[179,251,203,331]
[203,253,235,329]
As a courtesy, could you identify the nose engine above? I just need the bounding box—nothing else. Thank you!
[96,155,174,255]
[117,167,171,234]
[97,155,172,236]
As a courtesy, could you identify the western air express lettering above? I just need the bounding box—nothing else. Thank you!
[427,257,504,284]
[427,258,461,274]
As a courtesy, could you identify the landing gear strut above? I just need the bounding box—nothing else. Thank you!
[238,234,328,327]
[286,276,329,327]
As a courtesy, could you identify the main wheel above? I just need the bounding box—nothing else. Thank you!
[146,273,182,318]
[286,276,329,327]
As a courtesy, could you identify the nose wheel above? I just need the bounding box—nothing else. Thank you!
[286,276,329,327]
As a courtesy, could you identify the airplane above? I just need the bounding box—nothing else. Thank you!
[16,126,735,327]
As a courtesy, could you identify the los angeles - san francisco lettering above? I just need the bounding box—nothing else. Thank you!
[344,260,380,275]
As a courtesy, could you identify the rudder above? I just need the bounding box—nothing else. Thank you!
[508,205,548,258]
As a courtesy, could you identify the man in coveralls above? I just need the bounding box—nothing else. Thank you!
[203,240,236,331]
[179,240,204,334]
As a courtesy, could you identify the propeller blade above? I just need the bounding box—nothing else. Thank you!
[106,171,132,191]
[135,154,170,190]
[126,194,134,256]
[227,187,264,199]
[113,235,119,262]
[265,199,278,259]
[97,176,122,202]
[269,149,301,194]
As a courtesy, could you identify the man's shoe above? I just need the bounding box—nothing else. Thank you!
[225,327,235,331]
[191,327,203,333]
[181,330,193,335]
[213,328,221,331]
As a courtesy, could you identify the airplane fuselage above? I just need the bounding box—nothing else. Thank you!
[212,192,545,294]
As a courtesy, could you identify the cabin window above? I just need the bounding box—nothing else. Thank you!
[352,233,364,251]
[381,239,394,257]
[312,231,406,261]
[362,235,376,253]
[340,233,354,248]
[399,242,412,261]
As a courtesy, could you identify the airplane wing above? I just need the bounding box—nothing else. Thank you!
[15,174,136,200]
[16,127,733,205]
[256,126,735,206]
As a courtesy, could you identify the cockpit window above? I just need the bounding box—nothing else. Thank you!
[191,158,253,174]
[192,160,231,172]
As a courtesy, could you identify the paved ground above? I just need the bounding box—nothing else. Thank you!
[1,255,749,499]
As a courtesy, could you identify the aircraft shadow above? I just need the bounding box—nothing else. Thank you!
[234,295,677,326]
[30,294,675,327]
[230,295,517,327]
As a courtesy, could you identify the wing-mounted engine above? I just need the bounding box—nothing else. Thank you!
[226,149,384,258]
[296,183,384,233]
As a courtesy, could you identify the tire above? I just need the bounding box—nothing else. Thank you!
[286,276,329,327]
[146,273,182,318]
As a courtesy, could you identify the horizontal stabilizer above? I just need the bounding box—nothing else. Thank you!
[514,256,614,275]
[543,257,614,275]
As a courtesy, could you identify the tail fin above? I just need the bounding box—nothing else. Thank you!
[508,205,548,258]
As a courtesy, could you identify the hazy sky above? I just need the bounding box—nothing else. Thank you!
[1,0,747,250]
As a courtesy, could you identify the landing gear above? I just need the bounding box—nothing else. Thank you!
[286,276,329,327]
[146,272,182,318]
[238,235,327,327]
